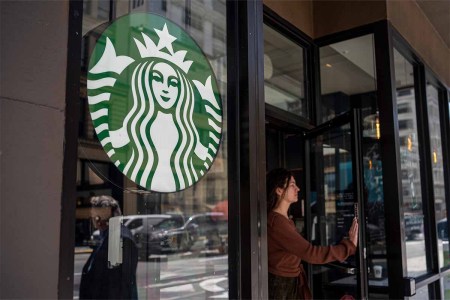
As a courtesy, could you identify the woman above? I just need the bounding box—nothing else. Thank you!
[267,168,358,299]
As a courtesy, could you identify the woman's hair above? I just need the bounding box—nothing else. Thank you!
[266,168,293,213]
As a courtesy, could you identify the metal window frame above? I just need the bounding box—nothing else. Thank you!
[263,5,315,125]
[391,22,450,298]
[226,0,267,298]
[58,0,83,298]
[313,20,408,298]
[425,71,450,279]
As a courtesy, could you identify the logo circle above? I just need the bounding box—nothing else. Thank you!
[87,13,223,193]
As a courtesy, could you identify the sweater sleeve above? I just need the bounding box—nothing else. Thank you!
[270,215,356,264]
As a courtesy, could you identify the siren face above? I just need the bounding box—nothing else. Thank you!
[151,62,180,110]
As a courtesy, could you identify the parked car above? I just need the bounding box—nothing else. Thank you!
[88,215,142,248]
[182,212,228,254]
[88,214,186,253]
[134,214,188,259]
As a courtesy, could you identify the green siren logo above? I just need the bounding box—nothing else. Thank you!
[87,13,223,193]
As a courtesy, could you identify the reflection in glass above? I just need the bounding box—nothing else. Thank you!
[394,49,427,277]
[319,35,376,124]
[409,285,429,300]
[426,84,448,268]
[264,25,307,117]
[309,124,358,299]
[443,275,450,299]
[75,0,229,299]
[82,0,110,36]
[319,35,388,297]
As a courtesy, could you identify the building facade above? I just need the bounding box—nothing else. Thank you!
[1,0,449,299]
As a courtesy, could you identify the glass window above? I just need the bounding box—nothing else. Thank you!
[443,275,450,299]
[426,83,448,269]
[320,35,389,296]
[409,285,429,300]
[82,0,110,36]
[74,1,228,299]
[319,35,377,124]
[394,49,427,277]
[264,25,307,118]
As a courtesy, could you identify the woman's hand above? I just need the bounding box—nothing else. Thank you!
[348,217,358,247]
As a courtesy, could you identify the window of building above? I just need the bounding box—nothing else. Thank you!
[393,48,427,277]
[319,35,377,124]
[264,24,307,118]
[426,82,448,269]
[74,1,229,298]
[319,35,389,297]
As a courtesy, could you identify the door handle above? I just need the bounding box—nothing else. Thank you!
[325,262,357,274]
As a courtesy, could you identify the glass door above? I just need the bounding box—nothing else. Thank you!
[305,109,368,299]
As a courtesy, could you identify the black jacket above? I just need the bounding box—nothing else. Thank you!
[80,226,138,299]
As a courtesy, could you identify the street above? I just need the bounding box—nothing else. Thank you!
[73,251,228,299]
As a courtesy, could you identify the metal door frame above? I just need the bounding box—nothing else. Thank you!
[304,109,369,300]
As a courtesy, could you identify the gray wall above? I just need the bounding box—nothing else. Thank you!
[1,1,69,298]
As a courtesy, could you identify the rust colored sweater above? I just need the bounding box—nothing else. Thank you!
[268,211,356,277]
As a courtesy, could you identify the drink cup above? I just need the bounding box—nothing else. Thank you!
[373,265,382,279]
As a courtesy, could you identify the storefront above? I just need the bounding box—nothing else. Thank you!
[1,0,449,299]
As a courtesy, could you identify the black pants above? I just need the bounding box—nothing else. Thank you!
[268,273,298,300]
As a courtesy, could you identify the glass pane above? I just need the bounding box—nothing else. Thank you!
[394,49,427,276]
[319,35,376,124]
[426,83,448,268]
[309,123,358,299]
[409,285,429,300]
[75,1,229,299]
[82,0,110,36]
[264,25,307,118]
[319,35,388,296]
[442,275,450,299]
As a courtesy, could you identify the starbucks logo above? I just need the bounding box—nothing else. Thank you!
[87,13,223,193]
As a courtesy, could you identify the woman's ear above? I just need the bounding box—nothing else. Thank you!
[275,187,283,198]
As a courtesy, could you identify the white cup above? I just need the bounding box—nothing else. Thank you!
[373,265,383,278]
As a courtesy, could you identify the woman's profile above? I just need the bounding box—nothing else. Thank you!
[267,168,358,299]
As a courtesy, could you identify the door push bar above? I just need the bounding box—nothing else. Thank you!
[325,262,357,275]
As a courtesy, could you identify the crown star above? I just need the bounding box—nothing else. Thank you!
[134,24,193,73]
[155,24,176,55]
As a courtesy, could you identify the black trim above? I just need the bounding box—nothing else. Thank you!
[304,110,352,138]
[350,109,369,299]
[226,2,240,297]
[227,0,266,298]
[58,0,83,298]
[265,104,314,131]
[374,21,407,299]
[263,5,315,122]
[263,5,313,45]
[414,61,441,298]
[392,23,450,297]
[440,89,450,273]
[303,109,369,299]
[415,273,442,290]
[315,21,384,47]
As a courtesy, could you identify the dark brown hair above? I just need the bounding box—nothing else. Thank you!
[266,168,293,213]
[90,195,122,217]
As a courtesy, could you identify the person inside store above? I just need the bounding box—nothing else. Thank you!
[79,195,138,299]
[267,168,359,299]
